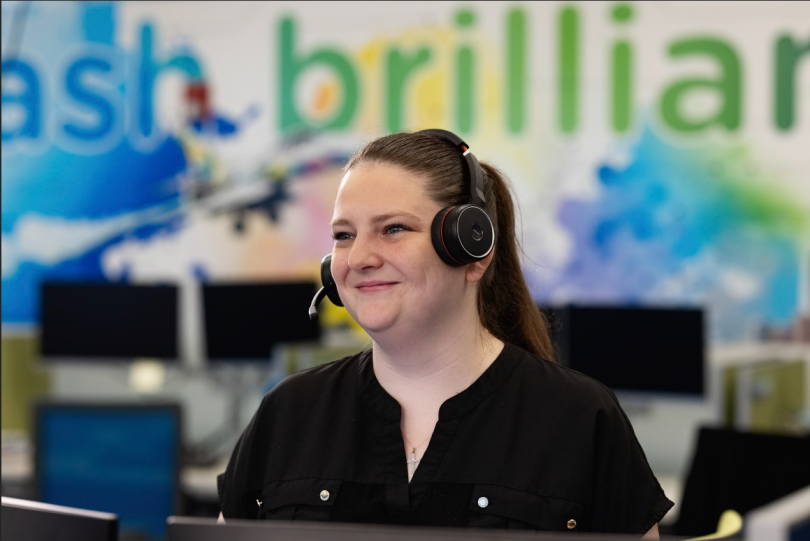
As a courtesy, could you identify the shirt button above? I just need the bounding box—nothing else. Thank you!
[320,490,330,501]
[477,497,489,508]
[567,519,577,529]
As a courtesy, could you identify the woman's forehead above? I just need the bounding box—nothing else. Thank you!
[334,164,437,218]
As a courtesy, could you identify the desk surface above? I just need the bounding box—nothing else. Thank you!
[1,444,227,499]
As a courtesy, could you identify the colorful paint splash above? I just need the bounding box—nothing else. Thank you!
[537,126,807,342]
[3,1,808,347]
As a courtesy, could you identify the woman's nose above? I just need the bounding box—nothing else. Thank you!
[347,234,383,271]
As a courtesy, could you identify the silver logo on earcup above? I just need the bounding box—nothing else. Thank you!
[471,222,484,241]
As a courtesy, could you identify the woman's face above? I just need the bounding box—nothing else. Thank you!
[330,163,470,336]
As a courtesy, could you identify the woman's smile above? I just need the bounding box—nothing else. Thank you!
[355,280,400,293]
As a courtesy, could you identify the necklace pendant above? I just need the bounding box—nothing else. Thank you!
[406,447,420,473]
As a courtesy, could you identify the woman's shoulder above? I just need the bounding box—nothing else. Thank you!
[256,348,370,411]
[504,342,622,413]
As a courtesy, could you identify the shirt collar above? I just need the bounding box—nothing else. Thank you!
[356,343,523,421]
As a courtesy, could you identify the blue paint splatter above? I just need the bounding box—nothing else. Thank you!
[542,127,804,341]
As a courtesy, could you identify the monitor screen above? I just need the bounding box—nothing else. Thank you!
[203,282,321,362]
[36,404,181,541]
[40,283,178,361]
[550,305,704,396]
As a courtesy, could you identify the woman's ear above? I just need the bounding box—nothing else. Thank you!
[465,250,495,283]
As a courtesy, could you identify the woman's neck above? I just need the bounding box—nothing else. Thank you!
[368,298,504,481]
[370,314,504,411]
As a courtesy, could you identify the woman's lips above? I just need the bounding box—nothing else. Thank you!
[355,281,398,293]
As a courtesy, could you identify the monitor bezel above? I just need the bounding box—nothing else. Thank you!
[2,496,118,520]
[2,496,118,541]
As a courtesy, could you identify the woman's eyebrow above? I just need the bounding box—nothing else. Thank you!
[369,212,421,224]
[331,212,421,228]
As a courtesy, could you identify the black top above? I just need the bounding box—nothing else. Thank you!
[217,343,673,534]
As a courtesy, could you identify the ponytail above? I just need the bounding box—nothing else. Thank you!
[477,163,555,361]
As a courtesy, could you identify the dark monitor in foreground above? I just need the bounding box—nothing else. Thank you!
[36,403,181,541]
[40,282,178,361]
[2,496,117,541]
[549,305,704,396]
[203,282,321,362]
[167,516,674,541]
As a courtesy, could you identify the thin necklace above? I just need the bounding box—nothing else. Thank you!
[402,351,489,474]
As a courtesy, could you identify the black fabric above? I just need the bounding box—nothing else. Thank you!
[674,427,810,537]
[217,343,673,534]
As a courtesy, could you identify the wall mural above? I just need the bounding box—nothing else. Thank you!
[2,1,808,344]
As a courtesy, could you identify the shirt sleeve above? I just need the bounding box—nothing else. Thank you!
[217,393,273,519]
[589,387,674,534]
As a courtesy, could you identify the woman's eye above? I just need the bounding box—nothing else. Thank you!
[384,223,408,235]
[332,232,352,241]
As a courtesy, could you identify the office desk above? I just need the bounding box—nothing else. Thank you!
[1,442,223,497]
[1,443,224,512]
[1,441,34,500]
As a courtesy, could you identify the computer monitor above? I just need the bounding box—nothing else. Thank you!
[35,403,181,541]
[40,282,179,362]
[549,305,704,396]
[1,497,117,541]
[202,282,321,362]
[165,516,661,541]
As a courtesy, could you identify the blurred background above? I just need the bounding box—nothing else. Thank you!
[2,1,809,540]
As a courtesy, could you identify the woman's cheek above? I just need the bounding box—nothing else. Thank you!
[331,253,350,292]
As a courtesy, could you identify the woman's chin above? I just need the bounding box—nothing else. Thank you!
[351,306,401,335]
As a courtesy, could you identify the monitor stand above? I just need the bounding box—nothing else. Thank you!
[185,346,298,465]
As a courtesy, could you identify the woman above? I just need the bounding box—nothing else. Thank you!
[217,130,672,537]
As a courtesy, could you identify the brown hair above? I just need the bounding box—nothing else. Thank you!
[345,132,555,361]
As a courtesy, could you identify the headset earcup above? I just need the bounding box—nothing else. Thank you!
[431,206,495,266]
[320,254,343,306]
[431,208,464,266]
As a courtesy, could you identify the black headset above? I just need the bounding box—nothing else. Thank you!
[308,129,494,320]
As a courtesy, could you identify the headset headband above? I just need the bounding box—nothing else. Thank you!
[418,129,486,207]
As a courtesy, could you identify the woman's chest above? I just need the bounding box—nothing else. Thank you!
[256,478,587,532]
[255,413,593,532]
